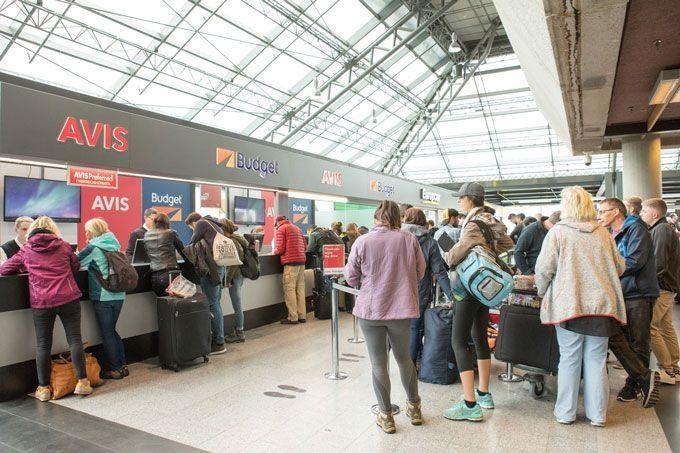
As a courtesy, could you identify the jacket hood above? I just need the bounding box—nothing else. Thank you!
[401,223,427,237]
[89,232,120,252]
[27,233,63,253]
[558,219,600,233]
[622,215,639,230]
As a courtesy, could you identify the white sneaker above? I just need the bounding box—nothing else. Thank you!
[658,369,676,385]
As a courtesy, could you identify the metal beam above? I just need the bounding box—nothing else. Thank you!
[389,17,500,175]
[0,3,35,62]
[29,0,75,63]
[276,0,458,145]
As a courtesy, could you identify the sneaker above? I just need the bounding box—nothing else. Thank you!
[102,370,124,380]
[671,369,680,383]
[590,420,606,427]
[640,371,660,408]
[225,329,245,344]
[476,391,495,410]
[35,386,51,402]
[616,384,638,402]
[405,400,423,425]
[658,369,676,385]
[210,343,227,355]
[298,318,307,323]
[280,319,299,325]
[121,365,130,377]
[555,418,574,425]
[74,380,93,396]
[443,400,483,422]
[376,411,396,434]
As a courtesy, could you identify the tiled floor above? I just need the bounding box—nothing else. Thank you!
[42,312,674,453]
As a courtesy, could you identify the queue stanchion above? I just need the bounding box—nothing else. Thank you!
[325,278,348,380]
[347,314,364,344]
[499,362,522,382]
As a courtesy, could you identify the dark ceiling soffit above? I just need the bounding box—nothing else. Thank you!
[604,119,680,137]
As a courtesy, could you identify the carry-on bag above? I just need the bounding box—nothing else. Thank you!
[494,304,559,373]
[157,294,211,371]
[313,269,333,320]
[419,306,458,385]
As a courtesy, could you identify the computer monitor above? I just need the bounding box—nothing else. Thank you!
[131,239,150,264]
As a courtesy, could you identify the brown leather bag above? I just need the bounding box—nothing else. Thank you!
[50,347,104,400]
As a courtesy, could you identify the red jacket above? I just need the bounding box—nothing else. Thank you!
[274,220,307,265]
[0,233,82,309]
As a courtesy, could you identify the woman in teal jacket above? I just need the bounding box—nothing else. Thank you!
[78,218,128,379]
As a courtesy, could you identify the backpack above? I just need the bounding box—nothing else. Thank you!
[241,245,260,280]
[315,229,343,254]
[455,219,513,308]
[95,250,139,293]
[207,221,242,267]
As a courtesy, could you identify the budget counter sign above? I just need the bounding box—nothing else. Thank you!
[142,178,193,243]
[289,198,314,230]
[78,175,141,250]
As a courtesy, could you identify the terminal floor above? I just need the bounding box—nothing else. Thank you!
[1,309,679,453]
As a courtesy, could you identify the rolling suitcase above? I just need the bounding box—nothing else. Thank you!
[419,306,458,385]
[494,304,559,374]
[157,294,211,371]
[313,269,333,320]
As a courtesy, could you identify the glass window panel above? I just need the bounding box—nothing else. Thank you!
[394,59,428,86]
[320,0,375,41]
[217,0,280,37]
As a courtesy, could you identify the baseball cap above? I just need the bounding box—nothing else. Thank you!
[275,215,287,224]
[458,182,485,199]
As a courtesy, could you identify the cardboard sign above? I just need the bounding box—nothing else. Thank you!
[68,166,118,189]
[323,244,346,275]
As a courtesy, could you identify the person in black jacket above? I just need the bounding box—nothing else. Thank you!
[598,197,661,404]
[509,213,525,243]
[0,216,32,263]
[125,208,157,261]
[641,198,680,384]
[514,211,561,274]
[143,213,186,297]
[402,208,454,365]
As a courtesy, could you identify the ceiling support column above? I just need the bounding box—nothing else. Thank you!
[622,135,662,199]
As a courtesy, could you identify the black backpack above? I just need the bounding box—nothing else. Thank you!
[95,250,139,292]
[241,245,260,280]
[315,229,343,253]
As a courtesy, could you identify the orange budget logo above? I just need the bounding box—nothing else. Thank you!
[216,147,236,168]
[153,206,183,222]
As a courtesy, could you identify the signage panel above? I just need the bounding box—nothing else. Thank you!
[142,178,193,243]
[262,191,276,246]
[78,175,141,250]
[289,198,314,231]
[68,166,118,189]
[322,244,346,276]
[200,184,222,208]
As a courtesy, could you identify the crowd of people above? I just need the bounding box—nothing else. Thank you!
[341,183,679,433]
[0,185,678,432]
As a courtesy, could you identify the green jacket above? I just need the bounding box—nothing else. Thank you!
[225,233,248,286]
[77,232,126,302]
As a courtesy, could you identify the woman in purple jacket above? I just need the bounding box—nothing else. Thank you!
[344,201,426,434]
[0,217,93,401]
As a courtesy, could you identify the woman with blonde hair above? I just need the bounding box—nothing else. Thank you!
[0,216,93,401]
[78,218,128,379]
[535,186,627,426]
[344,200,425,433]
[343,222,360,252]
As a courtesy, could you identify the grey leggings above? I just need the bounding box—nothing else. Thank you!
[359,318,419,413]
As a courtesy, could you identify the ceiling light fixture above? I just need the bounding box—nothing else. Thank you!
[288,190,348,203]
[313,76,321,98]
[448,32,462,54]
[371,108,377,124]
[647,68,680,131]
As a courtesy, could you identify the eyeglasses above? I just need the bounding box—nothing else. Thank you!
[597,208,616,215]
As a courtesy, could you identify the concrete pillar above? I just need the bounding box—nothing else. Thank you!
[621,135,661,199]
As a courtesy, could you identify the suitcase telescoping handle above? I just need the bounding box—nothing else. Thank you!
[431,281,440,308]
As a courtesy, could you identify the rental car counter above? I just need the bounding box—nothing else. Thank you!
[0,74,455,401]
[0,255,308,401]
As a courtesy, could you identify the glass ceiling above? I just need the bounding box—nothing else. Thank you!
[0,0,677,183]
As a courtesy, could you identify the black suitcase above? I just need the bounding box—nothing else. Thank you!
[419,306,458,385]
[313,269,333,320]
[157,294,211,371]
[494,304,559,373]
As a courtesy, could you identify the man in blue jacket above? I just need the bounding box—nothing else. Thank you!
[598,197,660,407]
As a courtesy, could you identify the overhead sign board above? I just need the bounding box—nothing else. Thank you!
[68,166,118,189]
[421,188,441,205]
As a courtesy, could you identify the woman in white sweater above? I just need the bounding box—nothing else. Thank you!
[535,186,626,427]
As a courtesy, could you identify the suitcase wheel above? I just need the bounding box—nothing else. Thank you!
[528,375,546,399]
[171,365,181,372]
[203,356,209,363]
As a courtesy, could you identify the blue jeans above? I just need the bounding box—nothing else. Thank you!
[554,326,609,424]
[93,299,126,371]
[229,273,244,330]
[202,267,225,345]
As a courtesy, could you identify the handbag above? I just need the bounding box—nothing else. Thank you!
[50,346,104,400]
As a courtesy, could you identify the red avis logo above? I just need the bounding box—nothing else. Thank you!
[57,116,128,152]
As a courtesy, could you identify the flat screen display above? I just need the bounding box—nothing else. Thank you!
[3,176,81,222]
[233,196,265,225]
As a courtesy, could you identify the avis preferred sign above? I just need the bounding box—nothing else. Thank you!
[68,166,118,189]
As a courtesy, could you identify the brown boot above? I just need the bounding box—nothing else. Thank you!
[406,400,423,425]
[376,411,396,434]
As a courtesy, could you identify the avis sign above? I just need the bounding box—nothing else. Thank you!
[321,170,342,187]
[57,116,129,152]
[68,166,118,189]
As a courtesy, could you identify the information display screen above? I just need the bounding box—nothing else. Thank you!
[233,196,265,225]
[4,176,81,222]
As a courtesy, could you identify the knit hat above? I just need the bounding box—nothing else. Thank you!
[458,182,485,199]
